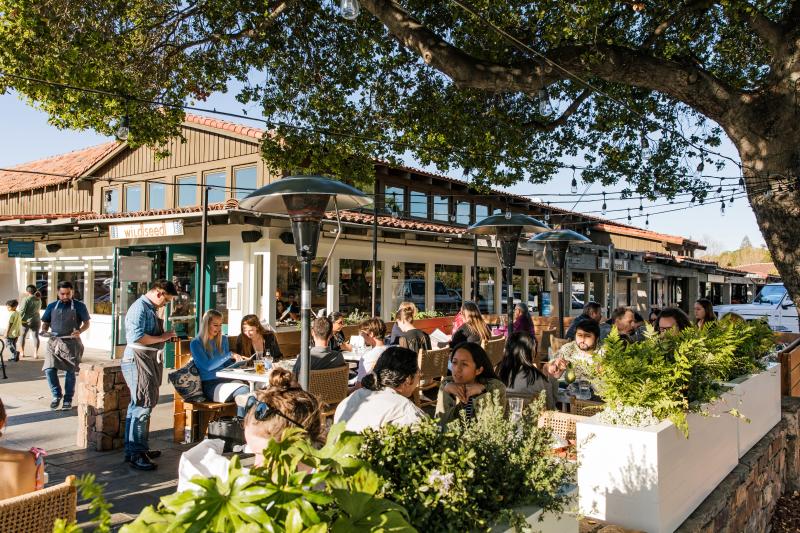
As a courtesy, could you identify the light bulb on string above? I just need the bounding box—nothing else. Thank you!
[504,210,512,220]
[645,214,650,228]
[627,208,632,222]
[570,167,578,194]
[538,89,554,117]
[716,178,723,195]
[764,187,773,198]
[690,195,696,204]
[729,193,735,204]
[340,0,360,20]
[739,175,745,188]
[695,152,705,177]
[544,202,551,223]
[638,198,643,212]
[601,192,607,215]
[720,200,726,216]
[640,131,653,160]
[115,114,129,141]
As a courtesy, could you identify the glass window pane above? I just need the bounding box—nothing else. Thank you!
[493,207,502,215]
[475,204,489,221]
[103,187,120,214]
[149,182,166,210]
[125,185,142,212]
[391,262,426,312]
[214,260,229,324]
[57,272,85,303]
[93,270,112,314]
[501,268,524,315]
[527,269,545,314]
[433,195,449,222]
[177,175,196,207]
[34,272,49,308]
[409,190,428,219]
[276,256,327,323]
[434,265,463,314]
[234,167,257,200]
[206,171,226,204]
[385,186,405,216]
[339,259,381,315]
[478,267,496,314]
[456,201,471,225]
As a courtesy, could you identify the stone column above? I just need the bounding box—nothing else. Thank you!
[76,361,130,451]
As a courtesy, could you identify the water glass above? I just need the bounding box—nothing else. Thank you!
[577,380,592,400]
[264,349,273,365]
[508,397,525,423]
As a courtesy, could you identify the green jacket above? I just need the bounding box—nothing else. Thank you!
[7,310,21,338]
[19,295,41,324]
[435,376,507,427]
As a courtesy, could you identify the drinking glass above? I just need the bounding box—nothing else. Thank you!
[508,397,525,423]
[577,380,592,400]
[264,349,273,367]
[254,359,266,375]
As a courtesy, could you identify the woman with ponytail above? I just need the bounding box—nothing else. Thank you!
[333,346,426,432]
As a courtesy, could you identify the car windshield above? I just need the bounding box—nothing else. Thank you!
[753,285,786,305]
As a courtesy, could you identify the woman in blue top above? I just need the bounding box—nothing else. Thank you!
[190,310,249,414]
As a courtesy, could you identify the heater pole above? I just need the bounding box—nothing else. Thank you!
[299,258,312,390]
[506,264,514,337]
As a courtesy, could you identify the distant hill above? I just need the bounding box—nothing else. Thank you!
[702,240,774,271]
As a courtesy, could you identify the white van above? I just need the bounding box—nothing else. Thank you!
[714,283,798,333]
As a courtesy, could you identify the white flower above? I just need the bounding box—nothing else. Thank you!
[427,469,455,496]
[598,402,660,428]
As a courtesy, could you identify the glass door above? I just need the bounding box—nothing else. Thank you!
[113,249,167,349]
[212,257,230,334]
[169,252,199,340]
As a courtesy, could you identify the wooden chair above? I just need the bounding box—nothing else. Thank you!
[309,365,350,420]
[537,327,557,359]
[0,475,77,533]
[570,398,605,417]
[416,347,450,408]
[172,340,236,443]
[482,337,506,368]
[538,411,584,442]
[550,336,569,355]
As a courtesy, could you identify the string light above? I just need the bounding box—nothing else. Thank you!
[720,200,726,216]
[695,152,705,178]
[640,131,652,160]
[340,0,360,20]
[638,197,643,212]
[627,208,632,222]
[570,166,578,194]
[645,214,650,227]
[601,192,607,215]
[538,88,554,117]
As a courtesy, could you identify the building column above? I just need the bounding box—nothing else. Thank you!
[327,256,340,315]
[381,260,392,321]
[264,250,277,329]
[722,282,732,306]
[522,268,530,308]
[425,262,436,313]
[226,241,247,335]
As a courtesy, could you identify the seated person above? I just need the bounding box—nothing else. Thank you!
[293,317,347,376]
[393,305,432,354]
[389,302,418,345]
[657,307,692,334]
[327,312,353,352]
[355,318,388,382]
[599,306,636,343]
[565,302,602,341]
[435,342,507,426]
[0,397,46,500]
[449,302,491,347]
[334,346,426,432]
[547,320,600,379]
[497,332,555,409]
[285,293,300,321]
[232,314,282,361]
[190,310,249,414]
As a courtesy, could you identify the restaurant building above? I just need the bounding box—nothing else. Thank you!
[0,114,771,358]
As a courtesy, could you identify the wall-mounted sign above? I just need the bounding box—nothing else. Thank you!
[598,257,630,271]
[8,240,35,258]
[110,220,184,240]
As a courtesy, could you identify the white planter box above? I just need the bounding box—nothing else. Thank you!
[724,363,781,458]
[576,398,738,533]
[490,484,578,533]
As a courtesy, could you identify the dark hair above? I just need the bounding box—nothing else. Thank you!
[25,285,37,295]
[362,346,419,391]
[575,319,600,339]
[311,316,333,340]
[359,317,387,338]
[695,298,716,325]
[649,308,661,322]
[633,311,644,323]
[610,306,632,323]
[513,302,534,334]
[583,301,602,314]
[150,279,179,296]
[498,332,546,388]
[6,299,18,308]
[450,342,498,384]
[0,396,5,437]
[329,311,345,323]
[657,307,692,331]
[57,281,73,290]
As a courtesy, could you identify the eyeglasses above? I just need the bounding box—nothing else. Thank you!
[244,395,303,427]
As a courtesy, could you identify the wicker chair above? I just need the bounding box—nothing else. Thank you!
[416,347,450,408]
[538,411,584,442]
[550,336,569,355]
[571,398,605,417]
[0,475,77,533]
[482,337,506,368]
[309,365,350,420]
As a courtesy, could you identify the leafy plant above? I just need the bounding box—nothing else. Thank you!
[120,425,415,533]
[360,394,574,532]
[53,474,113,533]
[343,309,371,326]
[414,310,445,320]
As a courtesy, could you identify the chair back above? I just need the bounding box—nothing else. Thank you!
[538,411,583,442]
[418,347,450,385]
[0,475,77,533]
[483,337,506,368]
[175,339,192,368]
[537,327,557,358]
[309,365,350,406]
[571,398,605,417]
[550,337,569,355]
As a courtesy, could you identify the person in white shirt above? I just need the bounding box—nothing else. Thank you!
[334,346,426,433]
[355,317,389,383]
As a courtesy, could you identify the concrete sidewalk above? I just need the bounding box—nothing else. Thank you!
[0,348,189,528]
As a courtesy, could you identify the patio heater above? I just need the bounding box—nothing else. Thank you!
[523,229,591,338]
[466,213,549,335]
[240,176,370,389]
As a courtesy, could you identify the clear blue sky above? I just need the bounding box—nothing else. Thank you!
[0,90,762,252]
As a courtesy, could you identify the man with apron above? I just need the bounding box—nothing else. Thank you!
[121,279,178,471]
[40,281,91,411]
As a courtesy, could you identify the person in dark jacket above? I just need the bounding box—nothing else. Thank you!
[293,317,346,376]
[565,302,602,341]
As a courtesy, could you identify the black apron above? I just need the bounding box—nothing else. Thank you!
[128,315,166,409]
[43,300,83,372]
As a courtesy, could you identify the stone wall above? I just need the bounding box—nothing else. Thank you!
[676,397,800,532]
[76,361,130,451]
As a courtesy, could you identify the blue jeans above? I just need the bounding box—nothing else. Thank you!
[44,368,76,402]
[121,359,152,456]
[7,337,18,360]
[202,379,250,417]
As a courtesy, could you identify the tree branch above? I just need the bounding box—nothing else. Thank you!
[723,1,784,54]
[523,89,591,132]
[642,0,714,48]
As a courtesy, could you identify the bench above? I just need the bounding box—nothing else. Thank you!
[172,340,236,443]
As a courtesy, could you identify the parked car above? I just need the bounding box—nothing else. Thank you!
[393,279,461,313]
[714,283,798,333]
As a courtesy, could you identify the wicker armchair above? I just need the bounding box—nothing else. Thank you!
[416,347,450,408]
[482,337,506,368]
[309,365,350,420]
[550,336,569,355]
[538,411,584,442]
[571,398,605,417]
[0,475,77,533]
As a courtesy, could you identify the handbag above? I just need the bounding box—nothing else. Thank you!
[207,416,245,453]
[168,361,206,402]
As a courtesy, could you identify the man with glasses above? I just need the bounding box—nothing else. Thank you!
[656,307,692,334]
[121,279,178,471]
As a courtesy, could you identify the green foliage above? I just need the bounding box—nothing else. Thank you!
[343,309,371,326]
[53,474,113,533]
[360,394,574,532]
[120,425,415,533]
[595,320,774,436]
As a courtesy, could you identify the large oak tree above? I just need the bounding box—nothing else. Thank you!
[1,0,799,308]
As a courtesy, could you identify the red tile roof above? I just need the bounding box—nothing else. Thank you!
[331,210,464,234]
[734,262,778,277]
[184,113,265,140]
[77,199,236,221]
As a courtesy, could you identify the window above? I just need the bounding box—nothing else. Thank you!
[527,269,545,314]
[102,187,120,214]
[501,268,524,315]
[434,265,463,314]
[433,195,450,222]
[93,270,112,314]
[57,272,86,302]
[385,186,405,216]
[148,182,166,210]
[409,190,428,219]
[234,166,257,200]
[391,262,426,312]
[124,184,142,212]
[276,256,327,321]
[456,201,471,225]
[339,259,381,315]
[475,204,489,221]
[34,272,49,308]
[176,175,197,207]
[477,267,496,314]
[205,171,226,204]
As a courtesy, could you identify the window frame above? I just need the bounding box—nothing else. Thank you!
[409,190,429,219]
[147,181,167,211]
[123,183,143,213]
[175,174,197,208]
[101,186,121,214]
[204,169,227,204]
[432,194,450,222]
[384,185,407,217]
[233,165,258,200]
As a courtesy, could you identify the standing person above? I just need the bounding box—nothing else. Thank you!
[40,281,90,411]
[5,300,21,362]
[121,279,178,471]
[694,298,717,328]
[565,302,602,341]
[449,301,491,347]
[19,285,42,359]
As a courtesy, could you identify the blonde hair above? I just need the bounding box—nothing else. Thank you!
[199,309,224,354]
[461,301,490,343]
[396,301,417,323]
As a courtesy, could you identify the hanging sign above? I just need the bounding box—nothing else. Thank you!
[8,240,35,258]
[110,220,184,240]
